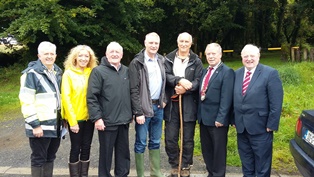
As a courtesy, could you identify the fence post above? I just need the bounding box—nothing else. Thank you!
[296,48,300,62]
[310,48,314,62]
[302,48,308,61]
[291,47,295,62]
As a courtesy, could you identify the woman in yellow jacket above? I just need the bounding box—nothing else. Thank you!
[61,45,98,177]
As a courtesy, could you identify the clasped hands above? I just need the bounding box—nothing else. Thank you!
[175,79,192,95]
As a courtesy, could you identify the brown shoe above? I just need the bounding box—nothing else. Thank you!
[168,168,179,177]
[180,169,190,177]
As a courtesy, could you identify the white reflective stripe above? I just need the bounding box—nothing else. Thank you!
[25,114,37,123]
[25,124,56,131]
[29,69,53,92]
[36,92,56,99]
[20,87,36,95]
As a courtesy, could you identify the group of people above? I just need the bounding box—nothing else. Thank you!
[18,31,283,177]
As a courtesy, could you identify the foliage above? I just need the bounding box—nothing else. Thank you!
[0,0,313,62]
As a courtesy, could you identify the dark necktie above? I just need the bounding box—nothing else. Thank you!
[242,71,251,96]
[200,67,213,101]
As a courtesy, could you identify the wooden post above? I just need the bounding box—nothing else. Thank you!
[310,48,314,62]
[291,47,295,62]
[302,48,308,61]
[296,48,300,62]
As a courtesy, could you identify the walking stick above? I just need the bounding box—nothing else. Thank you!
[178,94,183,177]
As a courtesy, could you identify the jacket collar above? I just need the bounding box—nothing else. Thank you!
[165,49,198,63]
[22,59,62,74]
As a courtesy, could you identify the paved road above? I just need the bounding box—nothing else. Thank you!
[0,118,302,177]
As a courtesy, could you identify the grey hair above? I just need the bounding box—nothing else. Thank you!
[205,43,222,54]
[177,32,193,43]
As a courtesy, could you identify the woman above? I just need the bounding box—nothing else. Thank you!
[61,45,98,177]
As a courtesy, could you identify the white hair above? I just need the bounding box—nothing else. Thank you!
[241,44,260,56]
[106,41,123,53]
[37,41,56,54]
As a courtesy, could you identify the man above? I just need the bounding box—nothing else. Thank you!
[233,44,283,177]
[164,32,203,177]
[129,32,166,177]
[197,43,234,177]
[87,42,132,177]
[19,41,63,177]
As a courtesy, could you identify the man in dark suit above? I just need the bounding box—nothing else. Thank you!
[233,44,283,177]
[198,43,234,177]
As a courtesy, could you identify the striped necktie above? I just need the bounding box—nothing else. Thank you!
[200,67,213,101]
[242,71,251,96]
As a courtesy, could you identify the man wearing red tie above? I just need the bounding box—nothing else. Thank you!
[197,43,234,177]
[233,44,283,177]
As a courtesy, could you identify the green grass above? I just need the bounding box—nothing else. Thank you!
[1,51,312,173]
[0,63,22,121]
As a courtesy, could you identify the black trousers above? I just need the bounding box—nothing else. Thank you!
[29,137,61,167]
[165,102,196,169]
[200,123,229,177]
[68,120,94,163]
[98,124,130,177]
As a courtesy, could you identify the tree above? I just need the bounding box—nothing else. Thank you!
[0,0,166,63]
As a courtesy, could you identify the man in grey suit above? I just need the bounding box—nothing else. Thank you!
[233,44,283,177]
[198,43,234,177]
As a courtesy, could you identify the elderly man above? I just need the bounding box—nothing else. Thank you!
[87,42,132,177]
[164,32,203,177]
[198,43,234,177]
[129,32,166,177]
[233,44,283,177]
[19,41,63,177]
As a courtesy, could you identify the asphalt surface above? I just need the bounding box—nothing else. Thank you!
[0,118,302,177]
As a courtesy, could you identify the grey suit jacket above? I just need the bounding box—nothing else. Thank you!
[233,64,283,135]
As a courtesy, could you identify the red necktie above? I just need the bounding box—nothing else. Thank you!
[200,67,213,101]
[242,71,251,96]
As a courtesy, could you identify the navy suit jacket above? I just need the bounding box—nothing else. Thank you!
[197,63,235,126]
[233,64,283,135]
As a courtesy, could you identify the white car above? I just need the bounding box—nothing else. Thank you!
[0,35,19,45]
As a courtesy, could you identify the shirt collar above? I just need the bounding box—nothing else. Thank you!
[144,51,158,62]
[245,66,256,75]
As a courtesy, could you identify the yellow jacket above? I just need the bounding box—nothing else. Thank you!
[61,67,91,126]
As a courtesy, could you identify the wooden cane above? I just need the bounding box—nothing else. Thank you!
[178,94,183,177]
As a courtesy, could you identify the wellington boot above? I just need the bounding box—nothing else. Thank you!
[43,162,54,177]
[69,161,80,177]
[135,153,145,177]
[80,160,90,177]
[31,166,43,177]
[149,149,164,177]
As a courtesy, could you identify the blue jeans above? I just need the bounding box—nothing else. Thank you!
[134,104,163,153]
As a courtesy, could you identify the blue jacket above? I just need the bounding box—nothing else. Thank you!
[233,64,283,134]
